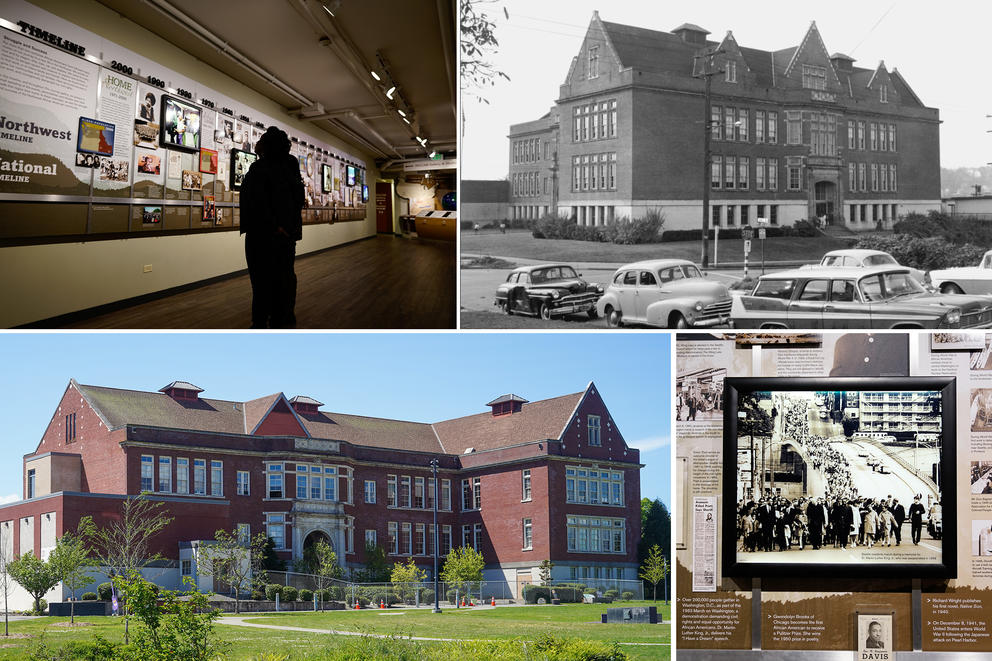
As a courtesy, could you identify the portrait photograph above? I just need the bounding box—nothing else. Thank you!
[857,614,892,658]
[137,91,156,122]
[199,148,218,174]
[75,153,100,168]
[202,195,216,222]
[181,169,202,191]
[723,377,956,578]
[136,153,161,175]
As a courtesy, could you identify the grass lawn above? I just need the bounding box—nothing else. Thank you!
[460,309,604,329]
[0,602,671,660]
[460,229,854,264]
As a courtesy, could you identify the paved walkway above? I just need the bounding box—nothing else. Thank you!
[217,610,669,647]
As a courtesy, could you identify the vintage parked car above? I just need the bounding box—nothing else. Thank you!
[596,259,732,328]
[816,249,925,284]
[928,249,992,294]
[732,265,992,329]
[494,264,603,319]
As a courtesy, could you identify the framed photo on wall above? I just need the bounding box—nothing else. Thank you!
[321,163,333,193]
[722,376,957,579]
[346,164,356,187]
[230,149,258,191]
[202,195,216,222]
[199,148,218,174]
[159,95,202,153]
[181,169,202,191]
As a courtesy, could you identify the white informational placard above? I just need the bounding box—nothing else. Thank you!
[692,496,718,592]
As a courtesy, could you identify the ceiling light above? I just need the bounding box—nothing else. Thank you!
[385,86,396,99]
[322,4,335,17]
[370,71,381,81]
[397,109,406,117]
[402,117,410,124]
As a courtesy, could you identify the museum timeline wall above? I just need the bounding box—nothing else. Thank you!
[676,332,992,656]
[0,0,379,327]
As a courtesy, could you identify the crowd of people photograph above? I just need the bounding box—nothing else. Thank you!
[737,395,938,558]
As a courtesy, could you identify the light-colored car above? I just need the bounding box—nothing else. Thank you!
[817,249,925,284]
[928,250,992,294]
[732,265,992,329]
[596,259,732,328]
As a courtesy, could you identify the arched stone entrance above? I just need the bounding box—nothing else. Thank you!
[304,529,332,551]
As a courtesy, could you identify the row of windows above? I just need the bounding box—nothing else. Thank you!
[711,204,780,227]
[566,515,626,554]
[712,106,779,144]
[512,171,547,198]
[262,513,355,552]
[387,522,451,556]
[572,100,617,143]
[848,121,897,152]
[570,565,627,581]
[387,474,451,510]
[266,463,350,501]
[849,203,900,224]
[565,466,624,506]
[140,455,232,497]
[570,153,617,192]
[847,163,899,193]
[512,137,547,164]
[461,477,481,511]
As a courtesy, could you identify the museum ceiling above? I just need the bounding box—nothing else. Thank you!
[95,0,456,165]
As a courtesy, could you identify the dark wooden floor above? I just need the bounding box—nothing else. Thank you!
[63,235,456,329]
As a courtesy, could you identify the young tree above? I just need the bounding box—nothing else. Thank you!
[80,493,174,642]
[440,546,484,600]
[460,0,510,104]
[310,539,343,610]
[538,559,554,586]
[351,542,390,583]
[7,552,57,615]
[639,498,671,600]
[259,537,287,572]
[390,557,427,604]
[639,544,669,603]
[195,528,268,615]
[0,524,13,635]
[47,528,94,624]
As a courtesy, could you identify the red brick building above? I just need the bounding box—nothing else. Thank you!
[509,12,941,231]
[1,379,641,600]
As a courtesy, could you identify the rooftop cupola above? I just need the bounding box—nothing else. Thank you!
[289,395,323,415]
[486,393,529,416]
[830,52,855,72]
[672,23,710,46]
[158,381,203,402]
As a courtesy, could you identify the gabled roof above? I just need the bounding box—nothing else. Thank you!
[600,20,699,76]
[77,382,246,434]
[433,391,585,455]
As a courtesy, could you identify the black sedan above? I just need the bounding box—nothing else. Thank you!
[494,264,603,320]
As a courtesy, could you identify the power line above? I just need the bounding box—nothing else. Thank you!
[849,1,899,56]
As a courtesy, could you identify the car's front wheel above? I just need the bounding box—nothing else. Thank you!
[605,306,622,328]
[587,308,599,320]
[539,302,552,321]
[670,313,689,329]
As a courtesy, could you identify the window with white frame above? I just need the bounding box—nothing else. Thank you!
[414,477,425,509]
[310,467,322,500]
[441,525,452,555]
[768,159,778,190]
[786,111,802,145]
[724,155,736,190]
[890,164,897,190]
[801,64,827,90]
[364,480,376,504]
[461,524,471,549]
[738,156,749,190]
[427,524,436,556]
[388,522,398,554]
[365,529,376,547]
[738,109,749,141]
[756,158,766,190]
[27,470,35,499]
[788,160,802,191]
[587,415,601,446]
[870,123,878,151]
[399,522,410,555]
[267,463,283,498]
[140,455,153,492]
[871,164,878,192]
[387,475,397,507]
[755,110,765,143]
[725,107,735,141]
[210,460,223,496]
[522,469,532,501]
[711,106,723,140]
[711,156,722,190]
[523,518,533,550]
[767,111,778,144]
[441,479,451,511]
[237,523,249,545]
[566,516,625,554]
[427,478,435,510]
[415,523,426,555]
[848,163,857,191]
[237,470,250,496]
[177,458,189,494]
[157,456,171,492]
[725,60,737,83]
[266,514,285,549]
[473,523,482,552]
[296,467,308,499]
[400,476,411,507]
[880,165,889,192]
[857,121,866,150]
[565,466,624,506]
[181,558,192,575]
[888,124,896,151]
[848,120,856,150]
[858,163,867,192]
[345,517,354,553]
[193,459,206,495]
[587,46,599,79]
[879,85,888,103]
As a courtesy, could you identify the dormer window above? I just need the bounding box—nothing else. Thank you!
[159,381,203,402]
[801,64,827,91]
[486,394,529,416]
[725,61,737,83]
[588,46,599,80]
[289,395,323,415]
[879,85,888,103]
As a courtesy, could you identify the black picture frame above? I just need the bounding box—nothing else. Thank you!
[346,164,356,187]
[230,148,258,191]
[722,376,957,579]
[158,95,201,153]
[321,163,333,193]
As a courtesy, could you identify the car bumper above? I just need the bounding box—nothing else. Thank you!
[550,301,596,316]
[690,315,731,328]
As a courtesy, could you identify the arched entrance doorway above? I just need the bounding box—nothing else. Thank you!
[814,181,837,222]
[300,530,333,572]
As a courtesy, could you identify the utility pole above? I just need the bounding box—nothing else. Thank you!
[430,457,441,613]
[693,48,724,270]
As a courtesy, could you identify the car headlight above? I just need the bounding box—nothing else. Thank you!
[945,309,961,325]
[695,302,704,311]
[551,290,561,299]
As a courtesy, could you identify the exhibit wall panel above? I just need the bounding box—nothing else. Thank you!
[674,333,981,654]
[0,0,378,325]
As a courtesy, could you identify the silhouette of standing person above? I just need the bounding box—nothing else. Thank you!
[239,126,304,328]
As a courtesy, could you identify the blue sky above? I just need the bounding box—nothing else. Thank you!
[0,332,671,506]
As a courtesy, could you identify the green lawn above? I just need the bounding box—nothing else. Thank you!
[460,229,854,264]
[0,602,671,660]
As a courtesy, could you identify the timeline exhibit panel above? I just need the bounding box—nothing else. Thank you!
[676,333,992,656]
[0,0,368,242]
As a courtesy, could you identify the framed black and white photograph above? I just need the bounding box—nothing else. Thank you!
[857,613,893,658]
[722,376,956,578]
[971,462,992,495]
[970,389,992,432]
[931,332,986,352]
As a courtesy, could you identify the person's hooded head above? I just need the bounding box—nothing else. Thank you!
[257,126,291,158]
